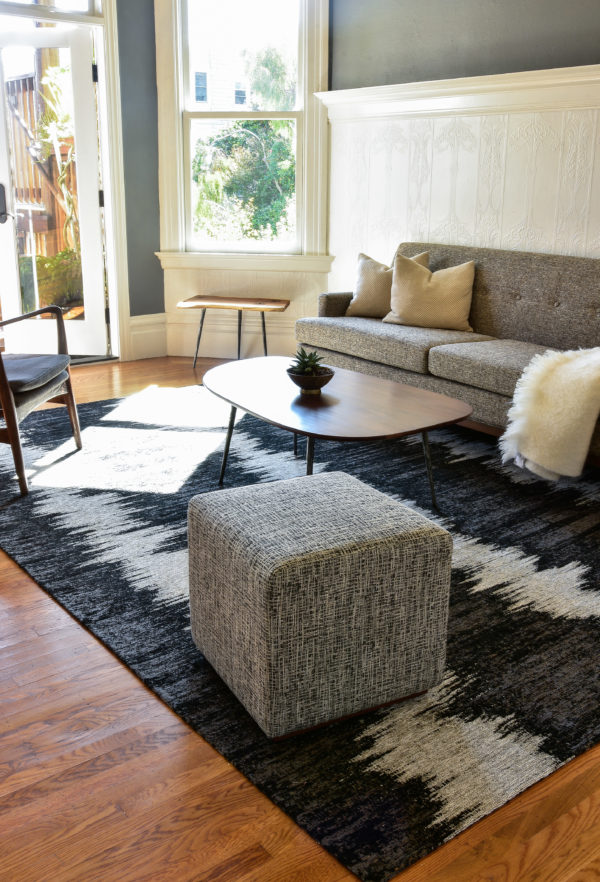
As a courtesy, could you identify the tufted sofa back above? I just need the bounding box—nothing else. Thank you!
[397,243,600,351]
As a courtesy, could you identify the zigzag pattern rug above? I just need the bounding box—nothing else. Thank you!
[1,384,599,882]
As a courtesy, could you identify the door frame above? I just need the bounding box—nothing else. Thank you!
[0,0,131,360]
[0,26,110,355]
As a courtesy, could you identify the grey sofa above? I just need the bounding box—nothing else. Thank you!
[296,242,600,456]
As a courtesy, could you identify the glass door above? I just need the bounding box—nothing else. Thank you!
[0,19,107,355]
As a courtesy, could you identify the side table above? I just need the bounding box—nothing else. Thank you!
[176,294,290,366]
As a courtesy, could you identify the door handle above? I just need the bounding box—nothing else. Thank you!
[0,183,12,224]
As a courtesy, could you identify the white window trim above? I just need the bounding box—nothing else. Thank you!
[153,0,331,272]
[0,1,103,25]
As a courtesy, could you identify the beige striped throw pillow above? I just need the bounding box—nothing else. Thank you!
[345,251,429,318]
[383,254,475,331]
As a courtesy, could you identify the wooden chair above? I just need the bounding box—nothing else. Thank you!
[0,306,82,496]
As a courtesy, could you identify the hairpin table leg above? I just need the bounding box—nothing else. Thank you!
[261,311,267,355]
[193,308,206,369]
[421,430,439,511]
[305,436,314,475]
[218,405,237,485]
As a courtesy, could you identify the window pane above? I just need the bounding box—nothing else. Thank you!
[3,42,84,318]
[187,0,299,111]
[190,118,296,250]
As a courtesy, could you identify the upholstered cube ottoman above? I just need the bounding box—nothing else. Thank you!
[188,471,452,738]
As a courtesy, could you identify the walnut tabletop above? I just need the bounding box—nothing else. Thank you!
[203,357,471,508]
[177,295,290,311]
[203,356,472,442]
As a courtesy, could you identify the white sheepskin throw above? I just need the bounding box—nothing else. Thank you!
[499,347,600,480]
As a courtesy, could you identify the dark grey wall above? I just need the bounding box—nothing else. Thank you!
[330,0,600,90]
[116,0,163,316]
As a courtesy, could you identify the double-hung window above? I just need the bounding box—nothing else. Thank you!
[155,0,329,262]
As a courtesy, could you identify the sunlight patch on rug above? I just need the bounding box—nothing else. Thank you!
[31,424,226,494]
[101,384,237,429]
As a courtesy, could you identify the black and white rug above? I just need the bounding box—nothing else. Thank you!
[1,384,599,882]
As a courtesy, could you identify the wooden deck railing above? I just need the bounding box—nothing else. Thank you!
[6,74,76,257]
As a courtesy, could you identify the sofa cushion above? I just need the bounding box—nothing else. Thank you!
[428,339,555,397]
[384,254,475,331]
[396,242,600,350]
[296,316,494,374]
[345,251,428,319]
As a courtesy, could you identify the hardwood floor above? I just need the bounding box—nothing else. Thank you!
[1,355,599,881]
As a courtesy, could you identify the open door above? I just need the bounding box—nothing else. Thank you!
[0,21,108,356]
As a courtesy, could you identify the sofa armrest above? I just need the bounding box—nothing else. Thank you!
[318,292,353,317]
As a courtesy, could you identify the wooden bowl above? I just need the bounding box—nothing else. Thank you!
[287,366,334,395]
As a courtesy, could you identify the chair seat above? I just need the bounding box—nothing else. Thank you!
[0,306,81,496]
[3,354,71,392]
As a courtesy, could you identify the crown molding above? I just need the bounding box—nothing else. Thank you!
[316,64,600,120]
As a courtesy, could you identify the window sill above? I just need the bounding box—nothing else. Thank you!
[155,251,334,273]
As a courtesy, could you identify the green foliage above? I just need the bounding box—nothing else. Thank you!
[193,119,295,240]
[289,347,325,375]
[19,249,83,313]
[247,47,296,111]
[35,66,74,161]
[192,47,296,242]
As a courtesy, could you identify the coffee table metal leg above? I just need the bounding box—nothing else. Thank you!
[193,308,207,369]
[261,311,267,356]
[306,436,314,475]
[218,405,237,485]
[421,430,439,510]
[237,311,242,360]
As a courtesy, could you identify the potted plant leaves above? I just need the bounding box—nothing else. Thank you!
[287,347,335,394]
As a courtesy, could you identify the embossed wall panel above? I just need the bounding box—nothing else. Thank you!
[429,116,480,245]
[586,121,600,255]
[475,115,508,249]
[555,110,597,256]
[325,69,600,292]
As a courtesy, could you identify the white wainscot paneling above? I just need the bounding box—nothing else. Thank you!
[164,267,329,359]
[321,65,600,293]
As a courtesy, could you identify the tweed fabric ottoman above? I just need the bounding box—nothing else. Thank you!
[188,472,452,738]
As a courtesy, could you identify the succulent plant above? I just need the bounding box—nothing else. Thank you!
[289,347,325,375]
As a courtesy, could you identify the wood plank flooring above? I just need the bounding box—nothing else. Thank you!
[1,356,599,881]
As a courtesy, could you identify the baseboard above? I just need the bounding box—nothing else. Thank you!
[126,313,168,361]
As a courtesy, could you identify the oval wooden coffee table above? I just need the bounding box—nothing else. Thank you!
[203,356,472,508]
